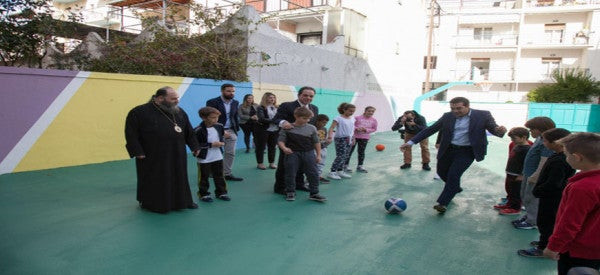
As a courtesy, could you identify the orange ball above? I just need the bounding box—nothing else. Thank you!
[375,144,385,151]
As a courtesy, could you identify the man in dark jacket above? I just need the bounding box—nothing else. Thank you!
[400,97,507,213]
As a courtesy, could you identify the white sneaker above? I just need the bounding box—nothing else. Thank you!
[338,171,352,178]
[328,172,342,180]
[343,166,353,173]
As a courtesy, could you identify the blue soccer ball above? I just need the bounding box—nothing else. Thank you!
[385,198,407,214]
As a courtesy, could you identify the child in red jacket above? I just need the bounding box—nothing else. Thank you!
[543,132,600,275]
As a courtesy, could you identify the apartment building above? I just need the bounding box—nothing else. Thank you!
[428,0,600,102]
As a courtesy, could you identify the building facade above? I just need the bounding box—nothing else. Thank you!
[429,0,600,102]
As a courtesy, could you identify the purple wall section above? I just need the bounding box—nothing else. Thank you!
[0,67,78,162]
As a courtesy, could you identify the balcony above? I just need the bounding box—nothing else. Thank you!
[524,0,600,8]
[245,0,335,13]
[437,0,517,11]
[84,6,121,27]
[520,32,593,48]
[446,68,515,82]
[453,33,519,49]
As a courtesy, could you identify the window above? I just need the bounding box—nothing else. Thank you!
[542,57,561,78]
[297,32,322,45]
[474,27,493,42]
[545,24,565,44]
[423,56,437,69]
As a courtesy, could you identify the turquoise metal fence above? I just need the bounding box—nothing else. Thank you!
[528,103,600,133]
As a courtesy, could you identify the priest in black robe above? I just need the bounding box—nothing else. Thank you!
[125,87,200,213]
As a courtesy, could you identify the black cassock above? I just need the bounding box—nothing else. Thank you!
[125,102,199,213]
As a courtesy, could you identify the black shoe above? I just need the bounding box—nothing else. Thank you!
[433,204,447,214]
[187,202,199,209]
[200,195,213,203]
[309,193,327,202]
[217,194,231,201]
[400,163,411,169]
[422,163,431,171]
[245,149,250,153]
[225,175,243,181]
[296,184,310,192]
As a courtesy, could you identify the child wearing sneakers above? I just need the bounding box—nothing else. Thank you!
[327,103,356,180]
[518,128,575,258]
[315,114,331,183]
[346,106,378,173]
[543,132,600,274]
[513,117,556,230]
[194,107,231,203]
[495,127,531,215]
[278,107,326,202]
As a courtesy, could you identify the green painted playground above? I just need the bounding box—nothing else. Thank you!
[0,132,556,274]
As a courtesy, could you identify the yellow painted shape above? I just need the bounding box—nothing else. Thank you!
[14,72,185,172]
[252,83,296,103]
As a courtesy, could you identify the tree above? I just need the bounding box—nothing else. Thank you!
[86,4,252,81]
[0,0,79,68]
[527,68,600,103]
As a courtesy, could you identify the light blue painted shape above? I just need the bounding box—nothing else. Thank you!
[413,81,474,113]
[528,103,600,133]
[180,79,253,149]
[304,87,355,128]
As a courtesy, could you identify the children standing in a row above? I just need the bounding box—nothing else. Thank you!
[518,128,575,257]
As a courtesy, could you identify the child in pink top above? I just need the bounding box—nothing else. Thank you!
[346,106,378,173]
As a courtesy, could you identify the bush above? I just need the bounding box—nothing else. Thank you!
[527,68,600,103]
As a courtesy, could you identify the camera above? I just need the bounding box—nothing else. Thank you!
[406,118,413,123]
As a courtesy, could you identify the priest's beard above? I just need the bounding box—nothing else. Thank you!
[158,101,180,115]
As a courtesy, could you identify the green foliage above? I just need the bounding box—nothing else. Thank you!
[0,0,79,67]
[527,68,600,103]
[86,4,250,81]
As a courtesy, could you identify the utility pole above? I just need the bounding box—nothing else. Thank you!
[424,0,437,94]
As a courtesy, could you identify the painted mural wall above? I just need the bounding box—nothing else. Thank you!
[0,67,396,174]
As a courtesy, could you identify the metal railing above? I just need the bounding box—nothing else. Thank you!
[245,0,336,12]
[523,0,600,8]
[521,32,593,46]
[443,67,590,82]
[450,69,515,81]
[453,33,519,47]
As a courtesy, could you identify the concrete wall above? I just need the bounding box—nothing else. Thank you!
[0,66,395,174]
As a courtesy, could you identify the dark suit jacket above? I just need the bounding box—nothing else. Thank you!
[206,96,240,132]
[194,122,225,160]
[410,109,504,162]
[273,100,319,126]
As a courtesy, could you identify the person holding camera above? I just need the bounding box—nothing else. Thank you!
[392,110,431,170]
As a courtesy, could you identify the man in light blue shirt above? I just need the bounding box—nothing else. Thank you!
[401,97,506,213]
